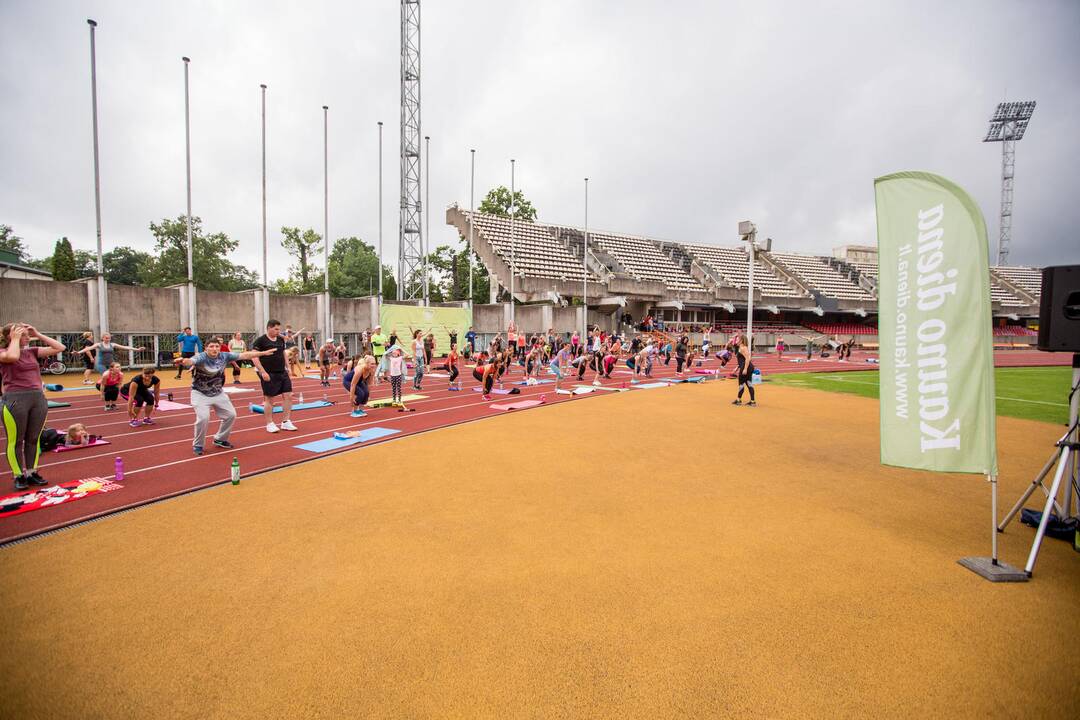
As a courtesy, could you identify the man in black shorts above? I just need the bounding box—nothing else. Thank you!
[251,319,297,433]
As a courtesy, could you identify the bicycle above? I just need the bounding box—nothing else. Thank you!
[39,352,67,375]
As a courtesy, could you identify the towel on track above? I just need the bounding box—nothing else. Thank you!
[294,427,400,453]
[632,382,669,389]
[471,387,520,395]
[249,400,334,414]
[489,400,544,410]
[575,385,627,392]
[0,478,123,519]
[47,400,71,408]
[221,386,254,394]
[156,400,192,411]
[515,379,553,386]
[53,439,111,453]
[367,394,426,408]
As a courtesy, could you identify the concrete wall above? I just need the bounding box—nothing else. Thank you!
[0,278,89,331]
[107,285,181,332]
[196,289,254,333]
[472,304,505,332]
[552,306,579,332]
[513,305,547,333]
[332,297,376,332]
[268,294,318,332]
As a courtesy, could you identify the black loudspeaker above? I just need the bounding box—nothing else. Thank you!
[1037,265,1080,352]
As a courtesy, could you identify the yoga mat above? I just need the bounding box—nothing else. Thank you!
[632,382,669,390]
[47,401,71,408]
[471,388,517,395]
[575,385,626,392]
[367,394,426,408]
[515,379,553,386]
[685,376,706,383]
[489,400,543,411]
[54,439,111,453]
[695,369,719,375]
[424,372,450,378]
[0,478,123,519]
[294,427,400,453]
[249,400,333,414]
[156,400,192,411]
[662,378,687,384]
[555,387,594,395]
[47,386,94,393]
[221,386,254,394]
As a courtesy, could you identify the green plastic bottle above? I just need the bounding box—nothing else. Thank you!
[231,457,240,486]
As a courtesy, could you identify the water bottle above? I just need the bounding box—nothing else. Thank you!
[167,392,174,401]
[322,391,328,402]
[114,457,124,483]
[231,457,240,486]
[298,391,304,404]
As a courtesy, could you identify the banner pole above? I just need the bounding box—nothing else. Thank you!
[989,474,998,565]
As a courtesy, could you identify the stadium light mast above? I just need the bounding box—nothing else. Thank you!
[583,177,589,340]
[378,121,384,300]
[398,0,423,300]
[424,135,430,304]
[469,149,475,305]
[182,56,196,334]
[509,158,516,324]
[86,19,108,336]
[323,105,331,339]
[739,221,757,351]
[983,100,1036,266]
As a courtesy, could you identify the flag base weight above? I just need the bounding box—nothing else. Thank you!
[957,556,1028,583]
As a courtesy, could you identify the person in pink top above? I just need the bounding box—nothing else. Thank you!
[0,323,65,490]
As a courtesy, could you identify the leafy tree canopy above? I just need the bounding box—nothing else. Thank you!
[478,186,537,223]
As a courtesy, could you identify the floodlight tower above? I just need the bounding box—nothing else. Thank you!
[398,0,423,300]
[983,101,1036,266]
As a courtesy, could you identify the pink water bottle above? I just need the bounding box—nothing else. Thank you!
[114,457,124,482]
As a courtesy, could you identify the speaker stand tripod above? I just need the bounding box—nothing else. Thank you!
[997,353,1080,577]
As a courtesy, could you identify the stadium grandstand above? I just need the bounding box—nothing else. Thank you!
[448,204,1043,344]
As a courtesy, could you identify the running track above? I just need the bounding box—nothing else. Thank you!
[0,349,1070,544]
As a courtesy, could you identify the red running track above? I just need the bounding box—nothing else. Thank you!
[0,349,1071,543]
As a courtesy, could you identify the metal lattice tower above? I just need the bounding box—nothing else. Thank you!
[983,101,1035,266]
[398,0,423,299]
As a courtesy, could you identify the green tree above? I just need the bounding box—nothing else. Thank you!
[142,216,260,291]
[478,186,537,222]
[103,246,153,285]
[0,225,29,261]
[327,236,396,298]
[73,250,97,278]
[50,237,77,280]
[280,227,323,291]
[425,242,490,304]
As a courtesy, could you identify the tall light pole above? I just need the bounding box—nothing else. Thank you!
[509,158,516,324]
[982,101,1036,265]
[469,148,475,304]
[87,19,108,335]
[424,134,430,304]
[583,177,589,340]
[378,121,383,299]
[739,220,756,352]
[322,105,331,339]
[182,56,196,333]
[260,84,267,292]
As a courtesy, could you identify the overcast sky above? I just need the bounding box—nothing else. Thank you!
[2,0,1077,282]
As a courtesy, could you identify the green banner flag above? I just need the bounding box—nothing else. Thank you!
[874,171,997,475]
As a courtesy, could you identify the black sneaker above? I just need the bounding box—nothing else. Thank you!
[14,475,29,491]
[27,471,47,486]
[747,401,757,407]
[731,400,742,406]
[193,446,204,456]
[213,439,235,450]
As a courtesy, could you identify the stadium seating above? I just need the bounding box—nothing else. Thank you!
[804,322,879,336]
[588,231,705,292]
[470,213,597,282]
[716,322,810,335]
[992,266,1043,300]
[684,245,803,297]
[768,253,875,301]
[992,326,1037,336]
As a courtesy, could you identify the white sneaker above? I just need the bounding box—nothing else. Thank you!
[280,420,298,431]
[266,422,279,433]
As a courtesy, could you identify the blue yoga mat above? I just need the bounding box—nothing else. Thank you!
[632,382,669,390]
[249,400,333,414]
[514,379,553,386]
[684,376,706,383]
[294,427,400,453]
[46,385,93,393]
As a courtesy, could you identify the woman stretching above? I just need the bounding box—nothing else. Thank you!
[412,330,426,391]
[473,353,501,401]
[97,362,125,411]
[229,332,246,384]
[732,338,756,406]
[79,331,96,384]
[1,323,65,490]
[123,366,161,427]
[548,342,572,392]
[82,333,144,375]
[447,342,461,391]
[343,354,374,418]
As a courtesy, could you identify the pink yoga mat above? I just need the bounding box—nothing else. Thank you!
[489,400,543,411]
[54,439,111,453]
[156,400,192,411]
[695,369,718,375]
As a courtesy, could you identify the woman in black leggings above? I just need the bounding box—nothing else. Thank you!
[732,338,756,406]
[1,323,66,490]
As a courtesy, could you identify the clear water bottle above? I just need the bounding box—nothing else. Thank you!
[231,457,240,486]
[114,456,124,482]
[298,391,304,404]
